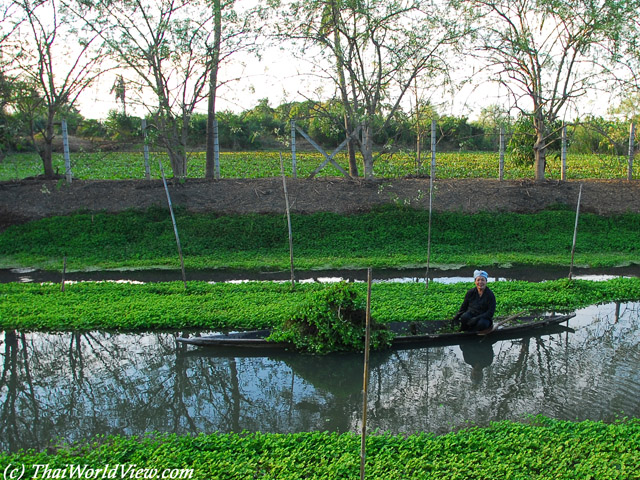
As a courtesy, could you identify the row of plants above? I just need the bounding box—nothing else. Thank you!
[1,417,638,479]
[1,150,636,181]
[1,207,638,272]
[2,277,639,333]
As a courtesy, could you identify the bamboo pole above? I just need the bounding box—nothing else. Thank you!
[61,256,67,292]
[568,183,583,280]
[360,267,373,480]
[280,153,295,289]
[425,119,436,288]
[159,158,187,288]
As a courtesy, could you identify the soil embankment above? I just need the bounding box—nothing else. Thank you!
[1,177,639,230]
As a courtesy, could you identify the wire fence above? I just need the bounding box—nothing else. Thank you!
[1,121,637,181]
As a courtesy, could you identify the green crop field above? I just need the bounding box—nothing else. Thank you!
[1,150,635,181]
[2,418,639,479]
[2,277,639,332]
[1,208,639,272]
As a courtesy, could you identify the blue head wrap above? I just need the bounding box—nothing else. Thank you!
[473,270,488,280]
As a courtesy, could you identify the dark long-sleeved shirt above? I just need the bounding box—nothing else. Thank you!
[456,287,496,322]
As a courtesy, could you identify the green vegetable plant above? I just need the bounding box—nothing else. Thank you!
[2,278,640,335]
[2,150,637,181]
[267,282,394,353]
[1,418,639,479]
[2,207,640,272]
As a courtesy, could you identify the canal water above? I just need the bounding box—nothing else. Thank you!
[1,301,639,452]
[2,264,640,284]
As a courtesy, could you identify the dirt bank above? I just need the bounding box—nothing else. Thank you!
[1,177,639,230]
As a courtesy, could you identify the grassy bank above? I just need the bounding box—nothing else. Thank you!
[2,278,639,331]
[1,207,639,272]
[1,418,638,479]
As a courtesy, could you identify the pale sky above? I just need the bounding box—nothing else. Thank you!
[79,38,618,123]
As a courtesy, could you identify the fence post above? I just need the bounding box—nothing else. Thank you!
[628,122,635,181]
[499,126,505,181]
[141,119,151,180]
[291,120,297,178]
[561,124,567,181]
[214,118,220,179]
[61,119,72,183]
[430,119,436,181]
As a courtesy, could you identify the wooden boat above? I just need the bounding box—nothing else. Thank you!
[388,312,575,348]
[175,312,576,350]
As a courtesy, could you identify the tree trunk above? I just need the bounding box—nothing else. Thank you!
[205,0,222,179]
[345,114,358,177]
[160,115,187,179]
[533,119,546,182]
[347,139,358,177]
[41,111,55,178]
[331,0,358,178]
[41,145,55,178]
[534,141,546,181]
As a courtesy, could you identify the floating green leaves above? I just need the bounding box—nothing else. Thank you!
[267,281,393,353]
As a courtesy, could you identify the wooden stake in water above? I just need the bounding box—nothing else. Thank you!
[569,183,583,280]
[159,158,187,288]
[425,119,436,288]
[280,152,295,289]
[360,268,373,480]
[61,256,67,292]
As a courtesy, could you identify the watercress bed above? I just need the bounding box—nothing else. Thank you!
[1,417,638,479]
[1,207,638,272]
[1,278,639,333]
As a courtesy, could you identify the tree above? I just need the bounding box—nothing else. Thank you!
[508,114,563,168]
[71,0,217,178]
[6,0,107,177]
[457,0,636,181]
[275,0,470,178]
[204,0,261,179]
[0,3,21,158]
[473,104,513,151]
[110,75,126,115]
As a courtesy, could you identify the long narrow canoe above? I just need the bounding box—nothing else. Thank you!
[175,313,576,350]
[389,313,575,348]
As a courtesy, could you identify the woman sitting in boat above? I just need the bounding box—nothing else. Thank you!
[452,270,496,332]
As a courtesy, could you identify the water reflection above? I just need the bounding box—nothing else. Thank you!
[1,302,639,452]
